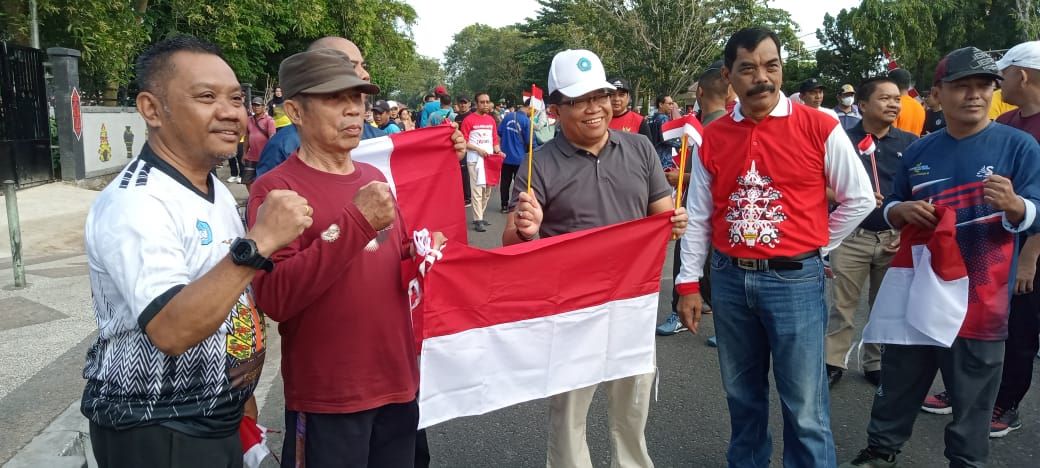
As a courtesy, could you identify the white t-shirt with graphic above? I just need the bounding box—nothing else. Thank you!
[83,146,266,437]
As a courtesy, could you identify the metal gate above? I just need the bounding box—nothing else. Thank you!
[0,42,53,187]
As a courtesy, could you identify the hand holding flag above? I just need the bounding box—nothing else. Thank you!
[857,134,882,197]
[660,114,704,239]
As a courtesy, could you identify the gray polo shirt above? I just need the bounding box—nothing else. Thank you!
[510,130,671,238]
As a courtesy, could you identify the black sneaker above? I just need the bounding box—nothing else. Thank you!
[827,365,844,388]
[481,220,491,226]
[839,447,897,467]
[864,370,881,387]
[500,207,510,213]
[474,221,486,232]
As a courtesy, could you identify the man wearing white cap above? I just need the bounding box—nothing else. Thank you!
[988,40,1040,437]
[503,49,687,467]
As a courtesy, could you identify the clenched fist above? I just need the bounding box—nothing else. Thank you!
[354,181,396,231]
[249,189,313,256]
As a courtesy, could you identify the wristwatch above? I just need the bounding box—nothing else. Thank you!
[229,238,274,272]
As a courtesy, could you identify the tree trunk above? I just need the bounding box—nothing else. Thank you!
[1017,0,1036,41]
[103,81,119,106]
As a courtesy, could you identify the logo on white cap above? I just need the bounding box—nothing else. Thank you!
[577,58,592,72]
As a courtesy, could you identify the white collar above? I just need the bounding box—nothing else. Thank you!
[732,92,792,122]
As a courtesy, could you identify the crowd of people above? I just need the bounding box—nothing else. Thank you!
[77,20,1040,468]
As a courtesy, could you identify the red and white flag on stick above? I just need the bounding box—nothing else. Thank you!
[523,84,546,194]
[522,85,545,114]
[662,114,704,215]
[661,114,704,147]
[353,126,469,244]
[408,213,672,428]
[857,134,882,191]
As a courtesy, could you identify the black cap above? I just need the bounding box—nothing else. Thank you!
[699,60,724,80]
[936,47,1003,83]
[372,99,391,114]
[456,95,470,103]
[609,77,632,91]
[250,96,265,106]
[799,78,825,94]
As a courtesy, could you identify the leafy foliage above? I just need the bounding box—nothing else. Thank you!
[5,0,1039,109]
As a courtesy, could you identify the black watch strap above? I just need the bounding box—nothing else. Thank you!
[231,238,274,272]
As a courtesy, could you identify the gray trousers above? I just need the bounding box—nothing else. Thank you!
[866,338,1004,468]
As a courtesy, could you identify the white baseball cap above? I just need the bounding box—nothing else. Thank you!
[997,41,1040,71]
[547,49,615,100]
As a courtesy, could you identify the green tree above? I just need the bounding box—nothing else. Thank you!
[444,24,534,102]
[515,0,803,109]
[814,8,884,99]
[851,0,1033,90]
[9,0,434,105]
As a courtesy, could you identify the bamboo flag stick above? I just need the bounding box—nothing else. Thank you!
[672,135,689,241]
[527,86,535,194]
[675,135,688,210]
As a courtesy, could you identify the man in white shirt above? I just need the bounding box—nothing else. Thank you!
[83,36,310,467]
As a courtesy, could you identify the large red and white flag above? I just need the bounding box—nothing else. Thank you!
[353,126,468,244]
[862,206,968,347]
[411,213,672,428]
[661,114,704,146]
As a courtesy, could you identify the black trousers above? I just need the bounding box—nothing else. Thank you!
[90,421,242,468]
[867,339,1004,466]
[500,163,521,208]
[281,400,419,468]
[995,278,1040,410]
[460,161,471,204]
[229,143,244,177]
[670,239,711,312]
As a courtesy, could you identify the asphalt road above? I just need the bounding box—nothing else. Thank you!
[252,193,1040,467]
[3,176,1037,467]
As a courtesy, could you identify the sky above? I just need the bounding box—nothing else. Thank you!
[406,0,862,62]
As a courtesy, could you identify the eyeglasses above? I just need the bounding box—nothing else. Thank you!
[559,93,613,109]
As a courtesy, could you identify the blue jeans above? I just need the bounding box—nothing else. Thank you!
[710,250,836,468]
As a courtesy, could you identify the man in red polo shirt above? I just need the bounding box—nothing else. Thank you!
[675,28,874,466]
[608,77,650,138]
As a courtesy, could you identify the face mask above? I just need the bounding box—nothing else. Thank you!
[840,96,855,107]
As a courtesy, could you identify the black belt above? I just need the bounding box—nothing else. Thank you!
[730,251,819,271]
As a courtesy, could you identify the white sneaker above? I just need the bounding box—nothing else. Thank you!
[226,176,237,183]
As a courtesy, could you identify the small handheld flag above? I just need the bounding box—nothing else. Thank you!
[858,134,881,191]
[525,84,544,195]
[660,114,704,239]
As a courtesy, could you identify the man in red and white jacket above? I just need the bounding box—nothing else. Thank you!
[675,28,874,467]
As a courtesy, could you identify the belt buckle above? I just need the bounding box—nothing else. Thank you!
[736,258,760,270]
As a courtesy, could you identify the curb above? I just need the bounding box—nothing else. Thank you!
[3,400,94,468]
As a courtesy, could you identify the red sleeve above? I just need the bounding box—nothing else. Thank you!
[460,115,473,141]
[265,118,276,136]
[493,121,500,146]
[247,178,378,323]
[675,282,700,295]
